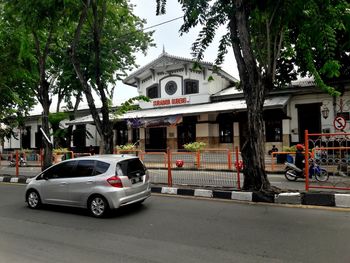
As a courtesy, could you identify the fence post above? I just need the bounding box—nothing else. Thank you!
[15,150,19,177]
[228,150,232,170]
[271,153,275,171]
[167,148,172,187]
[196,151,201,169]
[139,151,144,161]
[235,146,241,190]
[305,130,309,192]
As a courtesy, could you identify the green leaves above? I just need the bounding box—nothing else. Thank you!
[320,60,341,79]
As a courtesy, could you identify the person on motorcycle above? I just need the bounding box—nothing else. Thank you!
[295,144,305,175]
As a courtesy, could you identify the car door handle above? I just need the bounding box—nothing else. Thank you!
[87,180,94,184]
[60,182,67,185]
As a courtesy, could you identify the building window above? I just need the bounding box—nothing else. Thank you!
[147,84,159,99]
[132,128,140,144]
[115,122,128,146]
[35,125,43,149]
[73,124,86,148]
[219,122,233,143]
[184,79,199,94]
[265,120,282,142]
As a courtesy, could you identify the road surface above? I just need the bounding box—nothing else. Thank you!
[0,184,350,262]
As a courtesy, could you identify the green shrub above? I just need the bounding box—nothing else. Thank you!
[116,144,137,151]
[183,142,206,152]
[53,148,69,154]
[21,149,33,153]
[282,145,297,152]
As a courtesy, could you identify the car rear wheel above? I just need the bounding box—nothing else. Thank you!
[88,195,109,218]
[26,190,41,209]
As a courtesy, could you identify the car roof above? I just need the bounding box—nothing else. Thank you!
[71,154,138,163]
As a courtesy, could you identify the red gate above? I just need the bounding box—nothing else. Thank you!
[305,130,350,191]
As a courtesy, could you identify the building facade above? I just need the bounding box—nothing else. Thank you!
[3,53,350,154]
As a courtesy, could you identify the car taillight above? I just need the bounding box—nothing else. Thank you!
[107,176,123,188]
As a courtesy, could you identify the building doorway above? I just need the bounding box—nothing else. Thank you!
[145,127,167,151]
[297,103,321,143]
[177,116,197,150]
[21,126,31,149]
[239,120,248,151]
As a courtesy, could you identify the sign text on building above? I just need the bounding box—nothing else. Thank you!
[153,97,188,107]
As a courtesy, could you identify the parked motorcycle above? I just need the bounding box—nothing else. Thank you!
[9,157,27,167]
[284,160,328,182]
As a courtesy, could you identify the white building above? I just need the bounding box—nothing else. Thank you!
[3,52,350,153]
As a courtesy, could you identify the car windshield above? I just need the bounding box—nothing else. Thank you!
[117,158,145,178]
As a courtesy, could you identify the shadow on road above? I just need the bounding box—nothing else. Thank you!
[24,201,150,219]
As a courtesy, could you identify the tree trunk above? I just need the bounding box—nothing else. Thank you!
[102,131,114,154]
[66,91,82,148]
[41,81,53,170]
[230,0,272,191]
[241,90,271,191]
[69,0,114,154]
[92,0,114,154]
[32,29,54,170]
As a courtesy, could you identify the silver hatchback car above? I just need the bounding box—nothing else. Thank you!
[25,155,151,217]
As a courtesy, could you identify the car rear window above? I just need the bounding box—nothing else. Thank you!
[117,158,146,178]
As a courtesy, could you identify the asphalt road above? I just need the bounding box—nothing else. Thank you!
[1,183,350,263]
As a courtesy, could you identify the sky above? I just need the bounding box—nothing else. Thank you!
[113,0,239,105]
[31,1,239,114]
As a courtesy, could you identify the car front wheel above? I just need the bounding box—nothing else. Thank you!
[26,190,41,209]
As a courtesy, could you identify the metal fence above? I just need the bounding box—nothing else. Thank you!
[0,148,245,190]
[116,148,242,189]
[306,131,350,191]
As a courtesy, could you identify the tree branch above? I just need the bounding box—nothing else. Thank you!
[69,0,104,136]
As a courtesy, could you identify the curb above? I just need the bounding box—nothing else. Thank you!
[2,175,350,208]
[150,186,350,208]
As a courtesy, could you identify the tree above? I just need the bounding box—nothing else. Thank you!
[0,4,36,142]
[156,0,350,191]
[69,0,154,154]
[1,0,77,169]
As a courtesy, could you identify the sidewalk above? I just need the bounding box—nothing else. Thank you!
[1,170,350,209]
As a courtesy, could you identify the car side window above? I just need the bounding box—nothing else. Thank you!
[76,160,95,177]
[94,161,110,175]
[44,161,77,179]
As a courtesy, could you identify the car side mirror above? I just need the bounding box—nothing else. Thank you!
[43,173,49,180]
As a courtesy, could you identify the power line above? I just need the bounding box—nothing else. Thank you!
[143,16,183,31]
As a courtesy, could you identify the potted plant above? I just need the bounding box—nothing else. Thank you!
[280,145,296,164]
[53,147,69,162]
[116,143,138,155]
[183,142,206,167]
[183,141,206,152]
